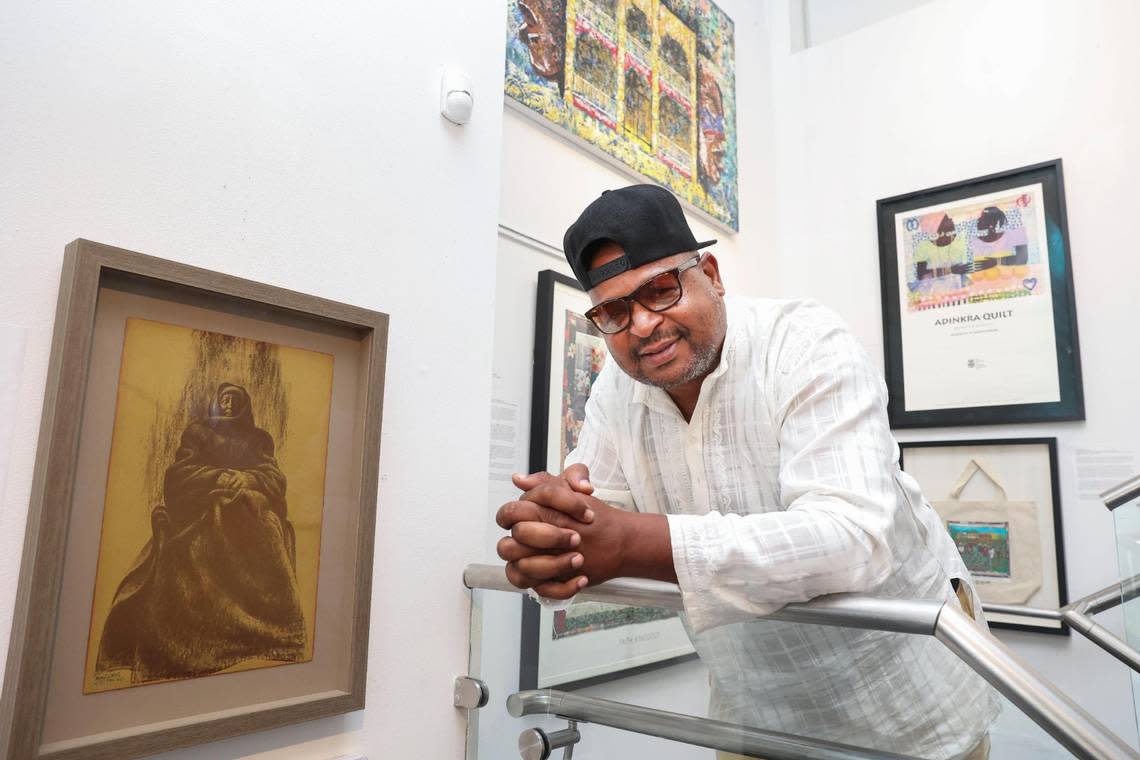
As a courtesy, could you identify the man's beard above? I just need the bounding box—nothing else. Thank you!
[625,318,724,390]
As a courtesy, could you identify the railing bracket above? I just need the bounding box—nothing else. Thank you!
[454,676,490,710]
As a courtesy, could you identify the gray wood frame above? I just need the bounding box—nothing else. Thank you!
[0,239,388,759]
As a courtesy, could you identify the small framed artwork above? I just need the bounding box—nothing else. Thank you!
[519,270,695,690]
[0,240,387,759]
[876,160,1083,428]
[899,437,1068,634]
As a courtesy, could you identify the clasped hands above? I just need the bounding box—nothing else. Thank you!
[495,464,631,600]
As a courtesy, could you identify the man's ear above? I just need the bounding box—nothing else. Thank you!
[701,252,725,296]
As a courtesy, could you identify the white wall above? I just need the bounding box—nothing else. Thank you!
[803,0,937,47]
[0,2,507,758]
[766,0,1140,748]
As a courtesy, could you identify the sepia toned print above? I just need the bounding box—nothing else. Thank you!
[85,318,334,693]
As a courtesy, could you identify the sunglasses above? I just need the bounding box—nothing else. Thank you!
[584,255,703,334]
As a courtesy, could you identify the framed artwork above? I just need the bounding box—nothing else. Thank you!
[519,270,695,689]
[899,437,1068,634]
[505,0,739,231]
[876,160,1083,428]
[0,240,387,759]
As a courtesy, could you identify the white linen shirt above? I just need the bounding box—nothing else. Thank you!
[565,297,1000,759]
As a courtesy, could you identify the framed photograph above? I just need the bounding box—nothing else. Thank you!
[504,0,739,231]
[0,240,387,759]
[899,437,1068,634]
[876,160,1083,428]
[519,270,695,690]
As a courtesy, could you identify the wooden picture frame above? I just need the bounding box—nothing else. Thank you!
[899,437,1068,635]
[876,160,1083,428]
[0,239,387,759]
[519,270,695,690]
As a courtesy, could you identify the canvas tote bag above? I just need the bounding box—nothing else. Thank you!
[932,457,1043,605]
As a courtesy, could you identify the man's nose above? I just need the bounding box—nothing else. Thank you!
[627,301,663,338]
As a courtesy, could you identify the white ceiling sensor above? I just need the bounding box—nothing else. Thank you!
[440,66,474,125]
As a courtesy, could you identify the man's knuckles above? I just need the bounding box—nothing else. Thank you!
[497,536,537,561]
[516,552,582,579]
[496,500,543,528]
[505,562,537,590]
[511,521,578,548]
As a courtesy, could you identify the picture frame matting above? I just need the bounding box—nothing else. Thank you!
[899,437,1068,635]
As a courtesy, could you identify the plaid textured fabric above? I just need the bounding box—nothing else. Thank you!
[566,297,1001,759]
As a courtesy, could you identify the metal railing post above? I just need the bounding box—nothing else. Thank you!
[933,604,1136,760]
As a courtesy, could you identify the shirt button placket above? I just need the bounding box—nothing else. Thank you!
[686,413,707,513]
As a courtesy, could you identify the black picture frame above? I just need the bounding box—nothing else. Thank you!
[876,160,1084,428]
[899,437,1068,635]
[519,270,696,690]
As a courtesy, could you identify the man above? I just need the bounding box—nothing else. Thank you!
[496,185,1000,759]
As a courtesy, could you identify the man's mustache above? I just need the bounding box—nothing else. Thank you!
[633,327,687,355]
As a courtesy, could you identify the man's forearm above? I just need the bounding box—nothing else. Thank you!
[615,511,678,584]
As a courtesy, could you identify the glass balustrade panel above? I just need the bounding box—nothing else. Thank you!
[1113,486,1140,742]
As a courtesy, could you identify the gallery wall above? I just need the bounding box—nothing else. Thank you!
[0,1,508,758]
[766,0,1140,746]
[2,0,1136,758]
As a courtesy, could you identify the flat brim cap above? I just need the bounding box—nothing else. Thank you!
[563,184,715,289]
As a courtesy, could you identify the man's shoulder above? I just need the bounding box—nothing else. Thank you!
[727,296,847,338]
[726,297,859,373]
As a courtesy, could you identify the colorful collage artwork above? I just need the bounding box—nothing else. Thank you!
[899,190,1050,313]
[948,521,1012,579]
[559,310,606,470]
[506,0,739,230]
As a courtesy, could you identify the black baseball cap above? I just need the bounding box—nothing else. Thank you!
[563,184,716,290]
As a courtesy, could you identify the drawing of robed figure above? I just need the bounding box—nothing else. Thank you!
[97,383,307,684]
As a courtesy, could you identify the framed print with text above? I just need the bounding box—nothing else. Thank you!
[0,240,387,759]
[877,160,1083,428]
[519,270,695,690]
[900,437,1068,634]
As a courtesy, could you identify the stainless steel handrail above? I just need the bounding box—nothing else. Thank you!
[508,689,922,760]
[462,564,942,636]
[976,573,1140,678]
[465,563,1140,760]
[1063,609,1140,674]
[980,603,1062,621]
[1102,473,1140,511]
[1064,573,1140,617]
[933,604,1136,760]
